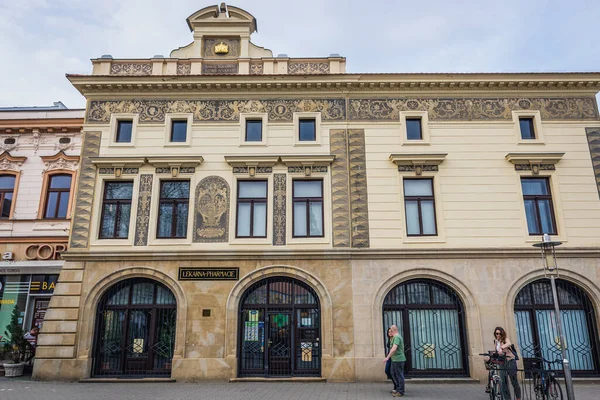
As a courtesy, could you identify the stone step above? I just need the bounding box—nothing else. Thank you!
[230,377,327,383]
[79,378,176,383]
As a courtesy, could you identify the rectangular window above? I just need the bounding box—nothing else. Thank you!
[116,120,133,143]
[406,118,423,140]
[170,120,188,143]
[0,175,16,219]
[245,120,263,142]
[236,181,267,238]
[157,181,190,238]
[404,179,437,236]
[44,174,72,218]
[299,119,316,141]
[99,181,133,239]
[519,117,536,140]
[293,180,324,237]
[521,178,557,235]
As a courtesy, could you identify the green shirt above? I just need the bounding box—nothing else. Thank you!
[390,333,406,362]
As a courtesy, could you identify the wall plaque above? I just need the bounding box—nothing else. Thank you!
[178,268,239,281]
[202,63,238,75]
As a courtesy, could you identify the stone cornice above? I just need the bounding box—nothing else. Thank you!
[224,155,279,167]
[62,246,600,262]
[67,72,600,96]
[389,153,447,166]
[280,155,335,166]
[146,156,204,168]
[505,152,565,165]
[89,157,146,168]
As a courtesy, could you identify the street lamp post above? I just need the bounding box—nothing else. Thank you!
[533,234,575,400]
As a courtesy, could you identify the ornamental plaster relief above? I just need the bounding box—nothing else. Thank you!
[110,62,152,76]
[87,97,597,124]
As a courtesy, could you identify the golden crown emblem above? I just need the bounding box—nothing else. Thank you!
[214,42,229,55]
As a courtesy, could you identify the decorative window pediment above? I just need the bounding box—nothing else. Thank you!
[389,153,447,175]
[225,155,278,176]
[0,151,26,172]
[505,152,564,174]
[41,151,79,172]
[280,154,335,176]
[147,156,203,177]
[90,156,146,178]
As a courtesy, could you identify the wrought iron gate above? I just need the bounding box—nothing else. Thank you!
[238,277,321,377]
[514,279,600,375]
[92,278,177,377]
[383,279,469,376]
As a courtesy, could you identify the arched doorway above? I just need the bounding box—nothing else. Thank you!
[238,277,321,377]
[92,278,177,377]
[514,279,600,375]
[382,279,468,376]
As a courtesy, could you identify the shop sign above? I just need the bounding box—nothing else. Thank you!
[29,274,59,294]
[25,244,67,260]
[178,267,239,281]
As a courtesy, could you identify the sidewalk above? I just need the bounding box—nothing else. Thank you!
[0,379,598,400]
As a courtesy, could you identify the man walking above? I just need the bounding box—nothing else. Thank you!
[383,325,406,397]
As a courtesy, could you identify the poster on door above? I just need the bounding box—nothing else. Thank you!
[31,298,50,329]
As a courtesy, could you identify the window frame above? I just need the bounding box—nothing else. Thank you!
[292,179,325,238]
[115,120,133,143]
[519,117,536,140]
[239,113,268,146]
[42,173,73,219]
[245,119,263,142]
[400,111,430,145]
[521,177,558,236]
[405,117,423,140]
[293,112,322,146]
[512,110,545,144]
[164,113,192,147]
[156,180,190,239]
[298,118,316,142]
[99,181,134,239]
[0,173,17,219]
[235,180,268,238]
[109,114,139,147]
[403,178,438,237]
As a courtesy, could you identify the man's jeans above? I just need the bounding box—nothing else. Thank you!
[391,361,405,394]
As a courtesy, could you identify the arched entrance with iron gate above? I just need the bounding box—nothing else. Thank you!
[514,278,600,375]
[382,279,469,376]
[238,276,321,377]
[92,277,177,377]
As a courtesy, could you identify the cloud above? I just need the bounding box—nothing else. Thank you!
[0,0,598,108]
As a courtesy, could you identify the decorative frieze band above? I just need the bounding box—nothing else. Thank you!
[349,97,598,121]
[288,62,330,75]
[87,97,597,124]
[87,99,346,124]
[177,63,191,75]
[98,167,139,175]
[398,165,439,173]
[156,167,195,174]
[514,164,556,173]
[110,63,152,76]
[232,166,272,174]
[287,166,328,173]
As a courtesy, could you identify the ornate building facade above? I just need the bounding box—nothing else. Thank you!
[0,102,83,345]
[33,4,600,382]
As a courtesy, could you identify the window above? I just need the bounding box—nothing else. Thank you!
[404,179,437,236]
[293,180,323,237]
[245,120,262,142]
[99,181,133,239]
[157,181,190,238]
[406,118,422,140]
[521,178,557,235]
[0,175,16,219]
[44,174,72,218]
[236,181,267,238]
[170,120,188,143]
[519,117,536,140]
[299,119,316,141]
[116,120,133,143]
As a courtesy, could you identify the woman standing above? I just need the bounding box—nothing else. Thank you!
[494,326,521,400]
[385,328,393,380]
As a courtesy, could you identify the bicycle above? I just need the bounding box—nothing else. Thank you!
[531,357,563,400]
[480,351,506,400]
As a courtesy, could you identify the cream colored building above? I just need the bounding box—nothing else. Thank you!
[0,103,83,348]
[33,4,600,382]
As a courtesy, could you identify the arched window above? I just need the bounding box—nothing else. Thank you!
[93,278,177,377]
[514,279,600,374]
[43,174,72,218]
[383,279,468,376]
[238,277,320,377]
[0,174,16,218]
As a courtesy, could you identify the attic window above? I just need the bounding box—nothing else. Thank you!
[3,138,16,145]
[59,137,71,144]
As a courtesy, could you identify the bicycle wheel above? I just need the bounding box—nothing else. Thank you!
[546,379,563,400]
[492,379,503,400]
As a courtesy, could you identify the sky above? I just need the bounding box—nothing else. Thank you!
[1,0,599,109]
